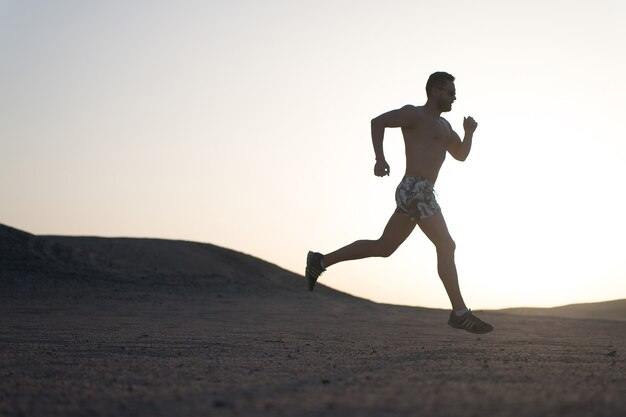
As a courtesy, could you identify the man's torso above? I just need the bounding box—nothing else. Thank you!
[400,106,453,183]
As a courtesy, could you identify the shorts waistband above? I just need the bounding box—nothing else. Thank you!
[401,176,435,186]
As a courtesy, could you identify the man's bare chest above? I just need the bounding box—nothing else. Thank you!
[402,121,451,148]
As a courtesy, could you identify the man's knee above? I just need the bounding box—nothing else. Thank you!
[375,241,397,258]
[436,238,456,254]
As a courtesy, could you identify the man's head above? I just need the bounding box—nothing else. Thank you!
[426,71,456,112]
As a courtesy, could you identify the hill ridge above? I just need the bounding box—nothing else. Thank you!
[0,223,362,302]
[2,223,624,321]
[493,299,626,322]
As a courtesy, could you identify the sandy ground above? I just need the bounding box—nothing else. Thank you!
[1,225,625,416]
[2,291,625,417]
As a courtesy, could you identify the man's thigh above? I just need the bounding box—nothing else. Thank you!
[379,210,417,246]
[417,212,454,247]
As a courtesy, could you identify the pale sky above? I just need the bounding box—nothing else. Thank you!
[2,0,625,310]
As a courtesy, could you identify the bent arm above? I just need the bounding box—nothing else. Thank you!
[446,116,477,161]
[447,130,473,161]
[371,105,415,161]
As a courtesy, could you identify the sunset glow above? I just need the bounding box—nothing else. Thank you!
[2,0,625,309]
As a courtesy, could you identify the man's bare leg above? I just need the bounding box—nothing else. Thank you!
[417,212,467,312]
[323,210,416,268]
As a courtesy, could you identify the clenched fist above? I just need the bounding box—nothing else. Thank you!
[374,159,390,177]
[463,116,478,135]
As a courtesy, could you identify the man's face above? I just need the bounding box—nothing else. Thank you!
[435,82,456,112]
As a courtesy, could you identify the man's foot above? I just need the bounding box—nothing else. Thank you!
[448,310,494,334]
[305,251,326,291]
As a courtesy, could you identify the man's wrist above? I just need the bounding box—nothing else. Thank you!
[375,156,386,161]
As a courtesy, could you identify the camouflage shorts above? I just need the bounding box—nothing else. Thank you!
[395,176,441,221]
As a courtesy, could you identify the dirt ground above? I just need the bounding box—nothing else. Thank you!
[1,226,624,416]
[2,291,625,417]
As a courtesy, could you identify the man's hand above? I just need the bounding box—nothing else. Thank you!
[374,159,390,177]
[463,116,478,135]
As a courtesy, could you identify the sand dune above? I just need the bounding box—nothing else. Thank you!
[494,300,626,322]
[1,223,625,416]
[3,223,623,318]
[0,223,356,301]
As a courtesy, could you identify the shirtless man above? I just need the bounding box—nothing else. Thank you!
[306,71,493,334]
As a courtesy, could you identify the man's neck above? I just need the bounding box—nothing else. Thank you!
[423,101,442,118]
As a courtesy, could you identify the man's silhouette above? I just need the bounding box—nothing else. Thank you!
[306,72,493,334]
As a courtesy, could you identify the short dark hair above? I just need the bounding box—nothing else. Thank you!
[426,71,455,98]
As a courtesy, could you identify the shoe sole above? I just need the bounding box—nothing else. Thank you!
[447,321,494,334]
[306,251,316,291]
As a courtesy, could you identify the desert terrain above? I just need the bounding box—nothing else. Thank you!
[1,223,625,416]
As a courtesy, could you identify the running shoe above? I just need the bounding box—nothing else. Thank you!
[305,251,326,291]
[448,310,494,334]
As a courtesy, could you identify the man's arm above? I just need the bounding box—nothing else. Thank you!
[446,116,477,161]
[371,105,415,176]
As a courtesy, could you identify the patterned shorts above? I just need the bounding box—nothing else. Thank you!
[395,176,441,221]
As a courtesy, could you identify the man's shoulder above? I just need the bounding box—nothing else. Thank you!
[397,104,423,119]
[400,104,421,112]
[403,104,431,117]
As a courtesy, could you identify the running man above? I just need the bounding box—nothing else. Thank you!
[306,72,493,334]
